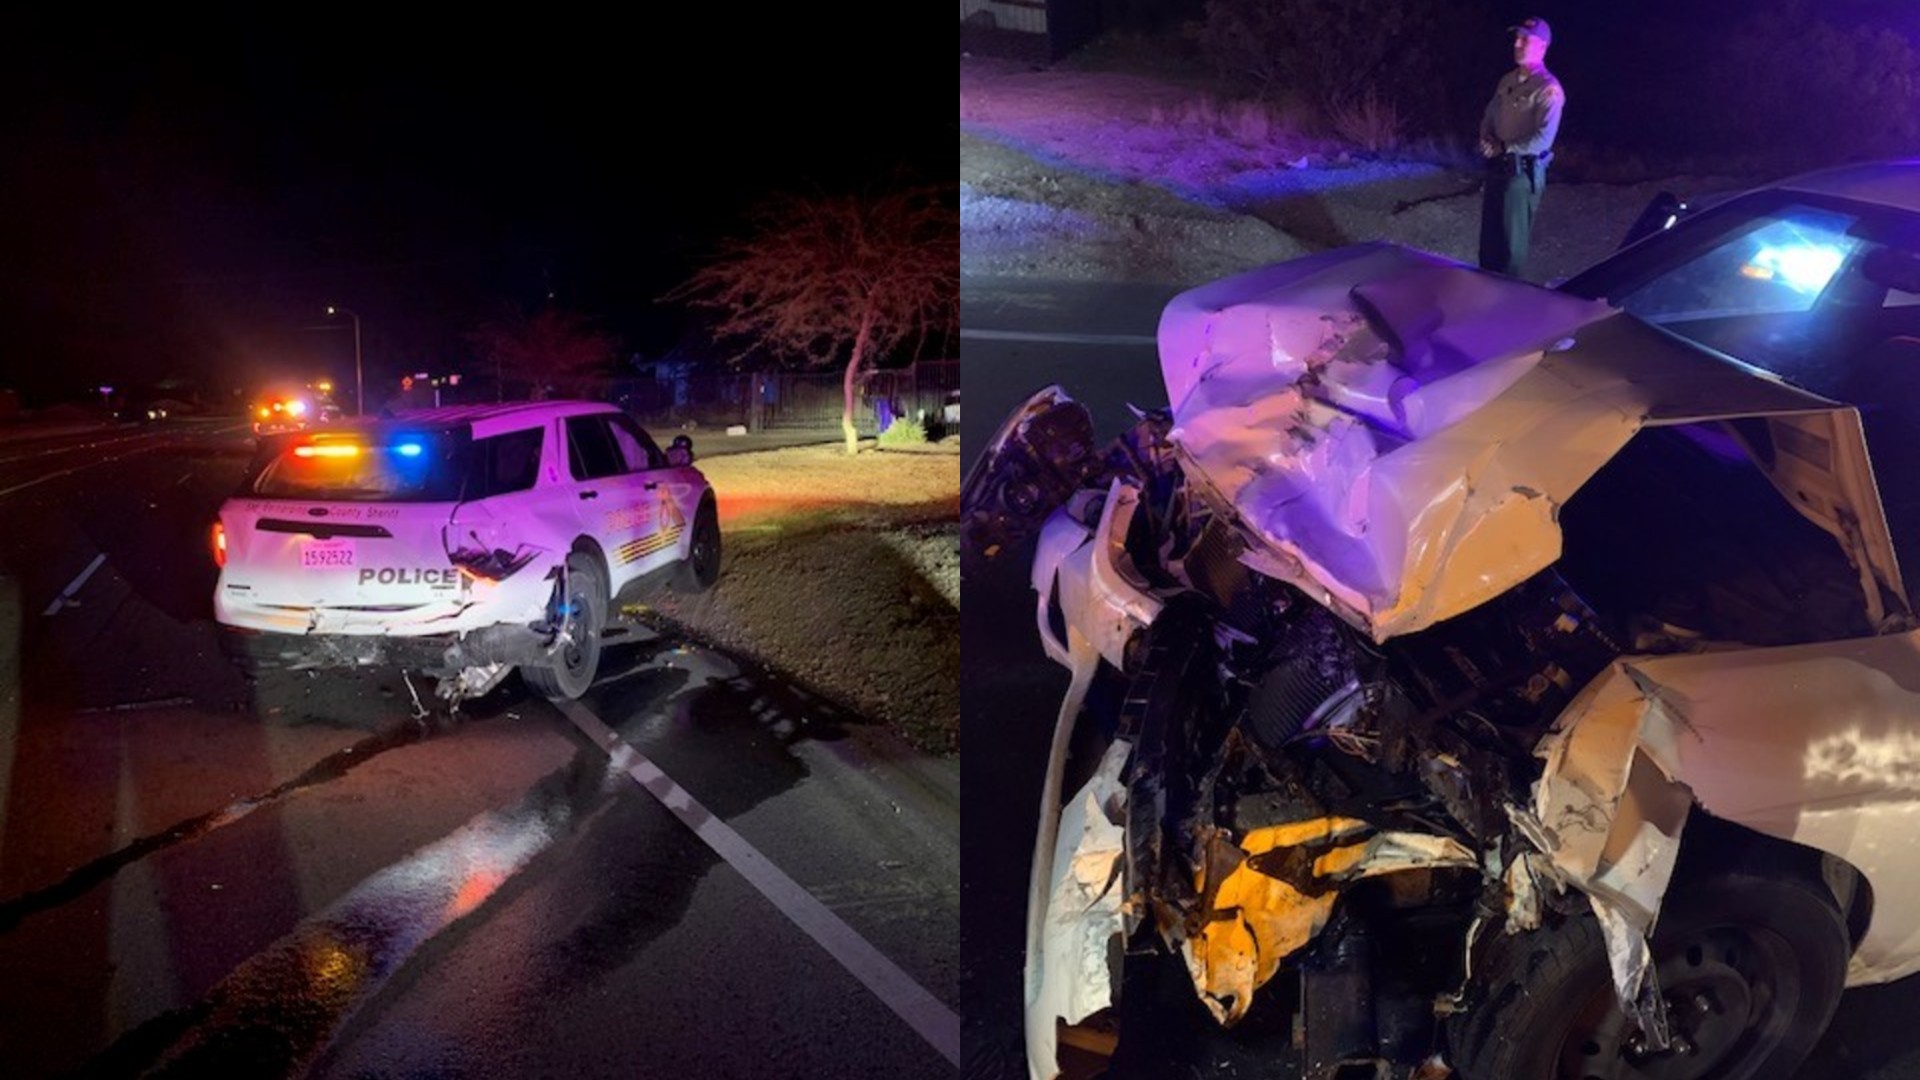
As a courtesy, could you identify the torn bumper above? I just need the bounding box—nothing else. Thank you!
[213,553,558,637]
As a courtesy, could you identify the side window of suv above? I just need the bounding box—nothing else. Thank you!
[471,427,544,498]
[565,416,626,481]
[608,414,666,471]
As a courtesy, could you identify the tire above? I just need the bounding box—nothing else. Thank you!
[675,496,721,593]
[1447,870,1849,1080]
[217,630,267,682]
[521,552,606,701]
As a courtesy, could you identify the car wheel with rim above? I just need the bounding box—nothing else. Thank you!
[1447,868,1849,1080]
[522,552,606,701]
[676,497,721,593]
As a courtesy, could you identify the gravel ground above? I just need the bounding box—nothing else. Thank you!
[639,439,961,753]
[960,52,1762,287]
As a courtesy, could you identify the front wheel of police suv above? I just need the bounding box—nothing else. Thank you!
[521,553,607,701]
[1447,868,1848,1080]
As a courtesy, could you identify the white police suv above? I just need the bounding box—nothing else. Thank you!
[213,401,720,701]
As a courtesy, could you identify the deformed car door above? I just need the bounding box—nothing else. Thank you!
[604,413,699,584]
[563,413,651,593]
[444,423,563,600]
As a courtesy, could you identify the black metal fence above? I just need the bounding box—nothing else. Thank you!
[613,360,959,434]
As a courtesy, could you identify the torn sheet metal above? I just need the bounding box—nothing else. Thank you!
[1314,830,1478,880]
[1181,817,1475,1024]
[1545,637,1920,988]
[1030,482,1162,673]
[1030,504,1094,670]
[1024,620,1118,1080]
[1502,847,1561,934]
[1027,738,1132,1080]
[1531,660,1695,1007]
[1183,818,1361,1024]
[1155,245,1903,642]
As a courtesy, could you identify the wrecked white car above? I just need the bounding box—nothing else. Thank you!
[966,160,1920,1079]
[214,401,721,702]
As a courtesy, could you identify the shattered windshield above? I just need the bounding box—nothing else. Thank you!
[1562,190,1920,403]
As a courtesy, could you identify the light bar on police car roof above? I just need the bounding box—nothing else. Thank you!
[293,443,360,458]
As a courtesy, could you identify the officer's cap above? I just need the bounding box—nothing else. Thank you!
[1510,16,1551,45]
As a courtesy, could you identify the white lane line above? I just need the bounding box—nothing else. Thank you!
[0,428,162,466]
[42,553,107,616]
[959,327,1157,346]
[0,438,182,501]
[553,699,961,1068]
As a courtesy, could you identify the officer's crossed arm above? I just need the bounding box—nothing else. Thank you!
[1508,81,1565,157]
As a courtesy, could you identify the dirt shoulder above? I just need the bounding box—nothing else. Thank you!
[639,440,961,754]
[961,53,1756,288]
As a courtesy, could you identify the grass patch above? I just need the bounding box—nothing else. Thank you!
[878,416,928,447]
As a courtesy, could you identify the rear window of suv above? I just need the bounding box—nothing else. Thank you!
[467,426,545,498]
[251,430,470,501]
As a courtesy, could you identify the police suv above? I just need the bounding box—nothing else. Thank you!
[213,401,720,701]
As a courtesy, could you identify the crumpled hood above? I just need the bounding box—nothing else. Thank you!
[1158,243,1903,639]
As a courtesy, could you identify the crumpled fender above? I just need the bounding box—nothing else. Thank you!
[1030,481,1162,673]
[1526,635,1920,1007]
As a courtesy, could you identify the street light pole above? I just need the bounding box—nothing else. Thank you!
[326,305,362,416]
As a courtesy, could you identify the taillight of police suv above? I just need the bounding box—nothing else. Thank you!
[211,520,227,567]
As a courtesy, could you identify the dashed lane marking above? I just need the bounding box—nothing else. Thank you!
[42,553,106,616]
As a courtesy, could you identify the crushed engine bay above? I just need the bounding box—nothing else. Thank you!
[968,246,1913,1078]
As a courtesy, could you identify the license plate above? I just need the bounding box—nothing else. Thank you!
[301,540,356,568]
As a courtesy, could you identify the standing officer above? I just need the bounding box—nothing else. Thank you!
[1478,16,1565,279]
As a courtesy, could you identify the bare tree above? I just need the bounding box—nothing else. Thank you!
[468,307,619,401]
[667,186,958,454]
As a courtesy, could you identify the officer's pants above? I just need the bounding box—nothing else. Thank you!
[1478,156,1546,279]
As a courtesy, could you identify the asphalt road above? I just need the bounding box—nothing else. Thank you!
[957,274,1920,1080]
[0,419,959,1079]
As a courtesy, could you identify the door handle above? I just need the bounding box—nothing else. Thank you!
[644,482,659,491]
[579,490,599,500]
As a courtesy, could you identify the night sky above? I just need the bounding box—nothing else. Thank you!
[0,11,949,409]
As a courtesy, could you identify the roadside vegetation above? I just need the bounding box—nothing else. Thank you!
[962,2,1920,291]
[667,188,960,456]
[1006,0,1917,184]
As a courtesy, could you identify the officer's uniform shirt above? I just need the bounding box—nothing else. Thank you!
[1480,64,1564,157]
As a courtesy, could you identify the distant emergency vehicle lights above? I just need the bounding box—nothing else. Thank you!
[395,442,424,457]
